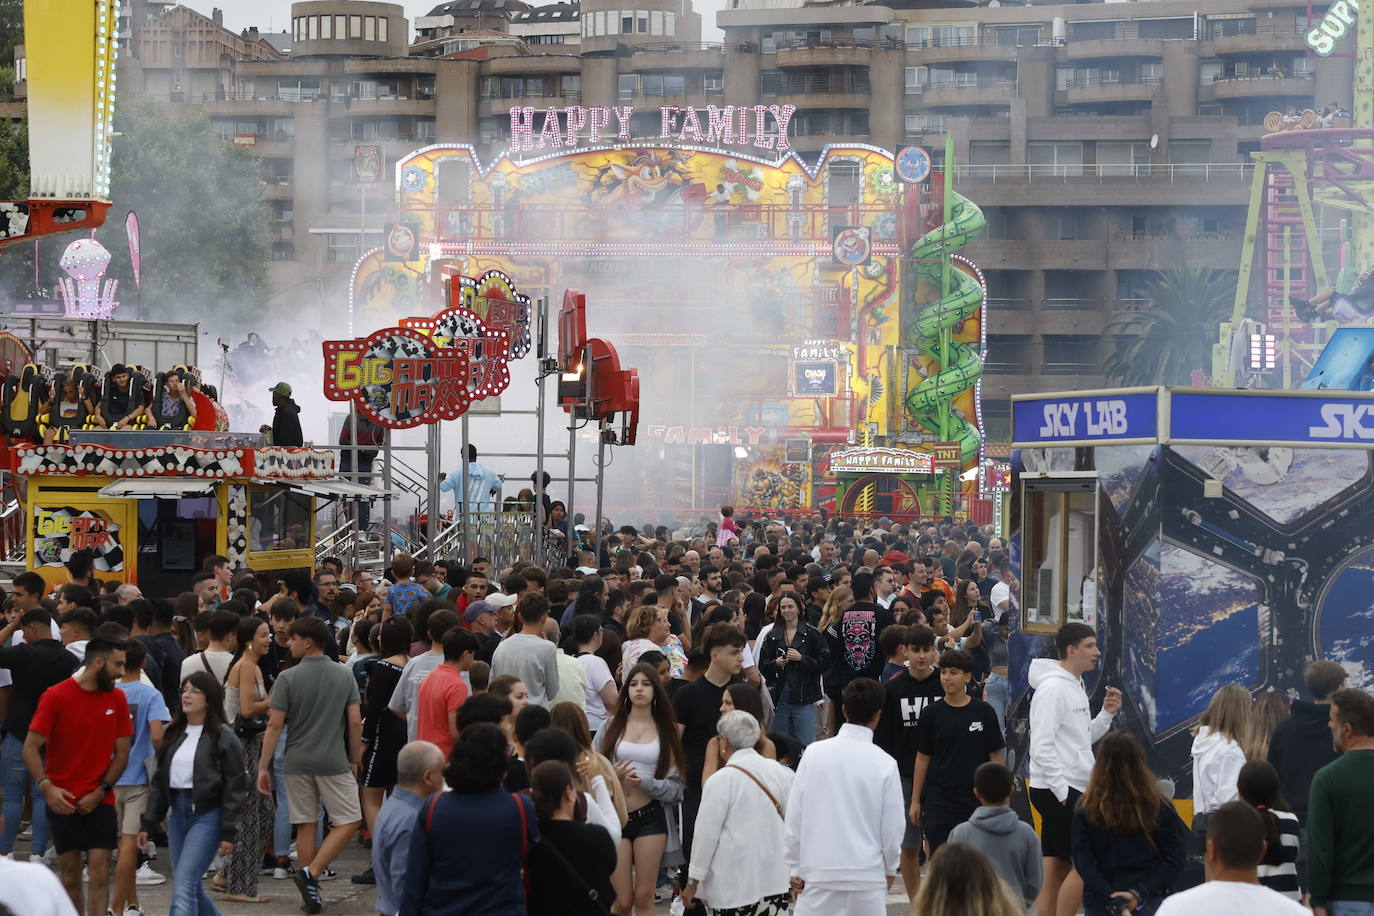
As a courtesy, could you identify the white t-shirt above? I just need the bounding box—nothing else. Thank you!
[170,724,203,789]
[1154,881,1310,916]
[578,653,615,733]
[990,581,1013,613]
[181,649,233,685]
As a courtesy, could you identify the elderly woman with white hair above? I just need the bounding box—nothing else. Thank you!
[682,710,797,916]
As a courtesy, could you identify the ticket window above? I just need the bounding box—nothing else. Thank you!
[1022,476,1098,635]
[136,496,218,597]
[248,487,311,552]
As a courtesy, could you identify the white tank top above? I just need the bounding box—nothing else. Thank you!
[616,736,660,783]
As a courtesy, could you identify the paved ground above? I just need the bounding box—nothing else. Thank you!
[98,839,917,915]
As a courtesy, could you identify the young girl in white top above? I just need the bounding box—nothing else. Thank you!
[599,662,686,916]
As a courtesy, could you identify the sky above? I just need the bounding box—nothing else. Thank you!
[215,0,728,39]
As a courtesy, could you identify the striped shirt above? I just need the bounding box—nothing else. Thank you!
[1256,808,1301,900]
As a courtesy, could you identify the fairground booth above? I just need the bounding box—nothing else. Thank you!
[1006,386,1374,804]
[15,431,387,594]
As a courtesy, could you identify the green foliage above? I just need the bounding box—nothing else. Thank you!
[0,65,14,102]
[1103,267,1237,386]
[109,101,272,321]
[0,114,25,198]
[0,0,20,66]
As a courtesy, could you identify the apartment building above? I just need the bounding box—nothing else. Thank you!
[109,0,1344,439]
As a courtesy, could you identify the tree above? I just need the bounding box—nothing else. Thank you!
[108,101,272,322]
[0,0,19,66]
[1103,267,1236,386]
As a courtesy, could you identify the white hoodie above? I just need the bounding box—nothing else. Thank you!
[1190,725,1245,815]
[1028,658,1114,801]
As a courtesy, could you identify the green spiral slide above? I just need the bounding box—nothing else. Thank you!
[904,191,986,466]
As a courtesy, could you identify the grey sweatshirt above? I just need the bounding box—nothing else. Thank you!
[948,805,1044,904]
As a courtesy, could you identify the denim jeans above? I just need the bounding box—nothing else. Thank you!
[984,672,1009,738]
[775,701,816,745]
[1331,903,1374,915]
[272,732,291,857]
[0,732,47,857]
[167,790,221,916]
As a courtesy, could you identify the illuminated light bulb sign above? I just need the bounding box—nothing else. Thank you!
[323,271,527,429]
[1308,0,1359,55]
[57,237,119,319]
[510,104,797,153]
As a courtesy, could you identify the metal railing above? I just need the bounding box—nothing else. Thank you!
[1212,71,1314,82]
[1060,74,1163,89]
[1203,22,1306,40]
[911,76,1017,93]
[946,162,1253,184]
[481,87,582,101]
[632,41,725,53]
[413,511,540,569]
[774,37,904,51]
[763,73,872,96]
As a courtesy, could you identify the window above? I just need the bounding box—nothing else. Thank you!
[1042,334,1099,370]
[1200,58,1222,83]
[996,26,1039,45]
[904,112,946,135]
[349,15,362,38]
[417,119,436,138]
[904,66,926,94]
[1170,139,1211,175]
[1138,18,1192,39]
[637,13,649,33]
[618,74,635,101]
[761,30,780,52]
[307,16,318,40]
[607,11,619,35]
[335,15,346,38]
[1070,21,1116,41]
[561,74,581,95]
[1140,60,1163,83]
[364,16,376,41]
[1029,140,1083,176]
[379,17,389,42]
[651,11,663,35]
[1293,55,1314,75]
[320,15,332,38]
[1021,478,1098,634]
[665,11,675,35]
[622,12,633,33]
[968,140,1010,166]
[931,26,973,47]
[248,487,311,552]
[760,70,782,96]
[905,26,928,46]
[1097,140,1149,176]
[704,71,723,93]
[1044,270,1096,303]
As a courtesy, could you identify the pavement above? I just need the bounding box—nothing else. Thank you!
[98,837,918,915]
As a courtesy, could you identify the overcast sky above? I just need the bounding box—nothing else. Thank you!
[213,0,727,38]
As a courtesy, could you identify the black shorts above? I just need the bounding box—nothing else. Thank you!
[623,801,667,841]
[48,803,118,854]
[899,779,922,851]
[1030,786,1081,860]
[924,821,958,857]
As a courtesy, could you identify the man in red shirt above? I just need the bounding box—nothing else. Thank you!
[24,637,132,916]
[416,628,478,758]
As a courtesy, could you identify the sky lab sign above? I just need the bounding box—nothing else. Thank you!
[1170,392,1374,446]
[1012,392,1159,445]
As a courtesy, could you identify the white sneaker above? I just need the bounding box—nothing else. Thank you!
[135,862,166,885]
[123,906,145,916]
[273,864,297,880]
[288,842,298,861]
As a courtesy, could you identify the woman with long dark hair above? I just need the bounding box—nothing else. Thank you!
[219,616,273,902]
[1071,732,1187,915]
[758,593,828,745]
[361,616,414,839]
[1237,759,1300,900]
[701,683,777,781]
[599,662,686,916]
[401,723,538,914]
[527,760,618,916]
[139,671,247,916]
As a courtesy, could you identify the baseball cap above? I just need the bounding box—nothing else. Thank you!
[270,382,292,398]
[463,599,496,624]
[485,592,518,609]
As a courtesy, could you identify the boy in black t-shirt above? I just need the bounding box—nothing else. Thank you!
[875,624,943,902]
[911,648,1004,856]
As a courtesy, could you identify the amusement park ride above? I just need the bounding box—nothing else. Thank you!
[1216,1,1374,389]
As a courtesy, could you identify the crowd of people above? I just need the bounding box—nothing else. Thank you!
[0,510,1370,916]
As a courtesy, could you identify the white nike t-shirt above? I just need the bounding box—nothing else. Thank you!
[1154,881,1310,916]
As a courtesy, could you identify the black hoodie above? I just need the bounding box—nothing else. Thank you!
[272,397,303,447]
[1267,699,1340,820]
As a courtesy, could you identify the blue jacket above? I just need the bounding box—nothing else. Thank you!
[401,787,539,916]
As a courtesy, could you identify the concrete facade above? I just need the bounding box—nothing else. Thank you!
[109,0,1347,441]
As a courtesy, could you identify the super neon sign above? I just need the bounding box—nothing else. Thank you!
[1307,0,1359,56]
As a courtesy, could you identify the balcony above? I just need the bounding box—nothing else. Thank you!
[789,133,868,152]
[1063,37,1165,61]
[484,55,583,75]
[775,37,898,68]
[481,90,582,117]
[631,42,726,70]
[964,239,1106,271]
[946,162,1254,205]
[912,37,1018,65]
[1211,72,1315,100]
[345,97,437,117]
[1106,235,1242,270]
[917,77,1016,109]
[1059,75,1162,107]
[261,180,293,201]
[772,91,869,110]
[766,72,870,110]
[1203,23,1306,56]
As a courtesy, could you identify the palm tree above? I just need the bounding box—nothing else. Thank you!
[1103,267,1236,386]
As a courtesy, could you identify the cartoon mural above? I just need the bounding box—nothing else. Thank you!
[353,142,984,512]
